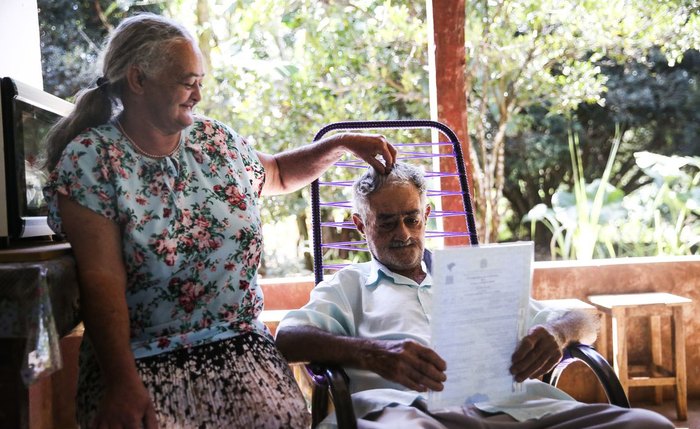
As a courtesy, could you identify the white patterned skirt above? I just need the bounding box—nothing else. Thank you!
[76,332,310,428]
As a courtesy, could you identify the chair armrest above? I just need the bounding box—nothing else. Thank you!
[542,343,630,408]
[306,364,358,429]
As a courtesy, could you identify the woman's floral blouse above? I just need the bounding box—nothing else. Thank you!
[44,117,269,358]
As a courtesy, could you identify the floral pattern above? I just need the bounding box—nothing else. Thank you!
[44,117,270,358]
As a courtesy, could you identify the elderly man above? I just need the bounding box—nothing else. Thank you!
[276,162,673,429]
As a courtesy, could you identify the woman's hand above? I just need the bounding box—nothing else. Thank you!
[91,377,158,429]
[258,131,397,195]
[334,132,397,174]
[58,196,157,428]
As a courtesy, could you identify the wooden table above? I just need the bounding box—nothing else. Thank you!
[588,292,692,420]
[0,243,80,429]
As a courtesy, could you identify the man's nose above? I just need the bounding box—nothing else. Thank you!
[393,222,411,241]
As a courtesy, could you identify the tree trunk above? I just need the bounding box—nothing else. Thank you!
[195,0,213,73]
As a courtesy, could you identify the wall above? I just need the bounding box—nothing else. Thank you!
[0,0,43,88]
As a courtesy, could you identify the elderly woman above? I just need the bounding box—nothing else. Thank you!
[44,13,395,429]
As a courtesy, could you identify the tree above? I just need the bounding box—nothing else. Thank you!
[464,0,699,243]
[38,0,163,99]
[505,48,700,248]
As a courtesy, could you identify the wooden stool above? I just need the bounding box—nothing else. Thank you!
[588,292,692,420]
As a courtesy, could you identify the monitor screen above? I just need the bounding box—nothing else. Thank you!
[15,97,58,216]
[0,77,73,243]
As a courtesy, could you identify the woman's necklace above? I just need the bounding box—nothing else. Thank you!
[116,120,181,159]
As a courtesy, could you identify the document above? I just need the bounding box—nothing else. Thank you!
[427,242,534,410]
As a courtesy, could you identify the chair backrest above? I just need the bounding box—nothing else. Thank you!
[310,120,479,285]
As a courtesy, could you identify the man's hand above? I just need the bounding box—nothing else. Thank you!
[276,326,445,392]
[361,339,446,392]
[510,325,564,382]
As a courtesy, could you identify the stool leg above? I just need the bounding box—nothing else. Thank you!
[672,306,688,421]
[650,315,663,405]
[597,313,610,363]
[595,312,610,403]
[611,307,629,400]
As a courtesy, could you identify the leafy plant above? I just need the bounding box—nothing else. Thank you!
[620,152,700,256]
[524,126,626,260]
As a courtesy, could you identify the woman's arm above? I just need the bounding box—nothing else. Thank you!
[257,132,396,196]
[58,195,158,429]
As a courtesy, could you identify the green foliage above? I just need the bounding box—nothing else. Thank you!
[38,0,164,99]
[526,139,700,260]
[466,0,700,243]
[505,44,700,250]
[619,152,700,256]
[38,1,700,270]
[524,126,626,260]
[171,0,429,225]
[38,1,430,275]
[176,0,431,275]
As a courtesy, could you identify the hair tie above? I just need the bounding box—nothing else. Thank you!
[96,76,110,88]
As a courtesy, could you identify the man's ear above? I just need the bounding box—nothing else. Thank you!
[424,204,431,220]
[125,64,146,94]
[352,213,365,235]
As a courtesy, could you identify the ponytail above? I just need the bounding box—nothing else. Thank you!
[45,82,115,170]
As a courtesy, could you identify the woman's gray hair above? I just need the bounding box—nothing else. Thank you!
[45,13,195,169]
[352,162,428,220]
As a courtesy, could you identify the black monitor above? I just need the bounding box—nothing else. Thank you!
[0,77,73,247]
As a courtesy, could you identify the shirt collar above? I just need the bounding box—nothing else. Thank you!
[366,257,432,288]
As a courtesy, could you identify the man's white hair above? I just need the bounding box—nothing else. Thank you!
[352,162,428,220]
